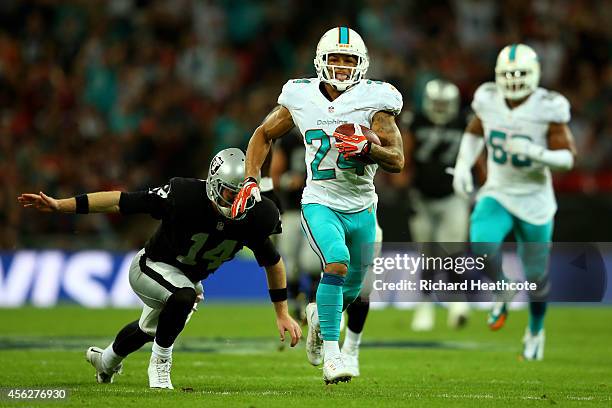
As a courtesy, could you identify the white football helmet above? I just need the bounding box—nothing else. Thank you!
[422,79,460,126]
[314,27,369,92]
[495,44,540,100]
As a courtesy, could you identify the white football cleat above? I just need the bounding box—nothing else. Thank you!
[447,302,470,329]
[341,351,360,377]
[305,303,323,366]
[86,346,122,384]
[148,356,174,389]
[323,355,352,384]
[522,328,545,361]
[411,302,435,332]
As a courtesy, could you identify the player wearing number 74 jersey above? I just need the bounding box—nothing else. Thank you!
[453,44,577,360]
[232,27,404,383]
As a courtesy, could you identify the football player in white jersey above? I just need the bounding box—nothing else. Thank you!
[231,27,404,383]
[452,44,576,360]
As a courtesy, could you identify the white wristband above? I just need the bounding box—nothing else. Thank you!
[259,176,274,192]
[530,148,574,171]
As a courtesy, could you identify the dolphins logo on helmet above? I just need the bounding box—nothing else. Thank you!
[314,27,369,92]
[495,44,540,100]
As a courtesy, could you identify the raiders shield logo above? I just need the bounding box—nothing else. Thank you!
[210,156,223,175]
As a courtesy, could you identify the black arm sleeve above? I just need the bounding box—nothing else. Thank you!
[249,237,281,267]
[119,191,168,219]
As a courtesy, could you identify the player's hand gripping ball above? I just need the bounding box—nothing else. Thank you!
[333,123,381,164]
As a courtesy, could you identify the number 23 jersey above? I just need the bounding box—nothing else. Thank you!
[278,78,403,212]
[472,82,571,225]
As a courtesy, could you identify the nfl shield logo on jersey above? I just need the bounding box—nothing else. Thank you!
[328,106,335,113]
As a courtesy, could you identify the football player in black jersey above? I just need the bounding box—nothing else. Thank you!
[405,79,470,331]
[18,148,301,390]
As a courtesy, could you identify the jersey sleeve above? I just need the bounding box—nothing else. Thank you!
[250,197,282,235]
[119,181,173,219]
[244,197,282,266]
[539,90,571,123]
[471,82,497,119]
[249,237,282,267]
[366,81,403,121]
[277,79,312,111]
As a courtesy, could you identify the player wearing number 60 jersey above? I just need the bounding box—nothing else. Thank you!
[232,27,404,384]
[452,44,577,361]
[18,148,301,390]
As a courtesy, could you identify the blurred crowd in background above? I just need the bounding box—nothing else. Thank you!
[1,0,611,248]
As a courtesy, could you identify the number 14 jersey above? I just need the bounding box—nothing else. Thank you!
[120,177,282,282]
[278,78,403,212]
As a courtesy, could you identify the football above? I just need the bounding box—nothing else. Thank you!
[6,4,610,408]
[333,123,381,164]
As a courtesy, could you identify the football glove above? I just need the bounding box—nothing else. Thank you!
[334,132,372,159]
[505,137,542,158]
[505,136,574,170]
[452,165,474,200]
[231,177,261,219]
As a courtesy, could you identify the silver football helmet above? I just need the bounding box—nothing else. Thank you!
[206,148,253,219]
[422,79,460,126]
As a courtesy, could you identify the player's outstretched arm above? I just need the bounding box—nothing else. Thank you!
[265,258,302,347]
[231,106,294,218]
[18,191,121,213]
[369,111,404,173]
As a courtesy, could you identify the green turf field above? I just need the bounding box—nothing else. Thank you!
[1,305,611,407]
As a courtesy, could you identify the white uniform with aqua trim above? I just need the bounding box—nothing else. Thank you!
[472,82,571,225]
[278,78,403,212]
